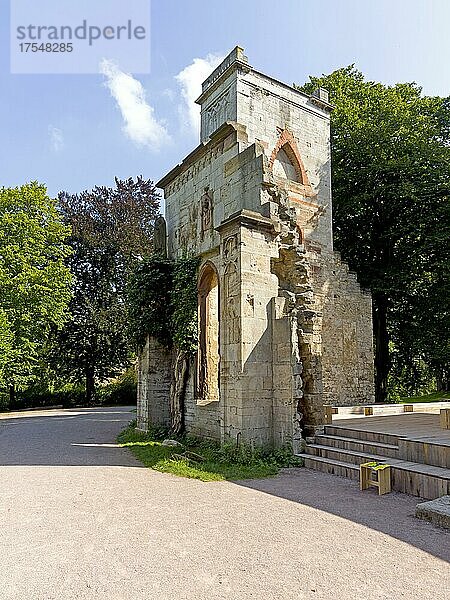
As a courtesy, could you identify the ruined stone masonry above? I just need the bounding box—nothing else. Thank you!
[137,47,375,450]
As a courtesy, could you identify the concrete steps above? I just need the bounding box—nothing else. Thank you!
[416,496,450,529]
[298,423,450,500]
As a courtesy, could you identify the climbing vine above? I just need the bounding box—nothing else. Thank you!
[172,256,200,355]
[127,257,174,350]
[127,255,199,353]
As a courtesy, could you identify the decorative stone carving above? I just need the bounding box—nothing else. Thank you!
[223,234,237,264]
[223,262,240,344]
[204,89,231,138]
[153,216,167,257]
[200,187,213,239]
[245,293,255,316]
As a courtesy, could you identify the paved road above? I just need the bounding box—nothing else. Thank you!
[0,406,448,600]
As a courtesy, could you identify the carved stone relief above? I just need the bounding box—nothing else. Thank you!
[223,262,240,344]
[200,187,213,239]
[223,234,237,263]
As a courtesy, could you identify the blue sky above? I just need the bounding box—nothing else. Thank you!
[1,0,449,198]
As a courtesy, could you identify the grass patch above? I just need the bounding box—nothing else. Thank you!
[398,391,450,404]
[118,422,302,482]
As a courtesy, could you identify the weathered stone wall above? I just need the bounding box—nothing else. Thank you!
[137,336,172,431]
[321,254,375,406]
[271,297,302,451]
[137,47,375,445]
[199,52,333,252]
[162,125,265,262]
[235,217,280,446]
[184,365,221,439]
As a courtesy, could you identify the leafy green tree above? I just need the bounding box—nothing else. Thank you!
[52,177,161,403]
[0,310,13,383]
[0,183,72,401]
[49,240,130,403]
[390,259,450,394]
[298,68,450,400]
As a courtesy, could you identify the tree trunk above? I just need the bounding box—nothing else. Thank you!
[85,368,95,405]
[436,367,450,393]
[436,371,443,392]
[169,350,189,435]
[373,293,390,403]
[9,383,15,407]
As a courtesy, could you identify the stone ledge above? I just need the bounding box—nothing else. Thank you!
[216,208,279,234]
[415,495,450,529]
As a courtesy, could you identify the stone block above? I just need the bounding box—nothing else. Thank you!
[416,496,450,529]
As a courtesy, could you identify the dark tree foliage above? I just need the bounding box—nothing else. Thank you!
[49,240,130,403]
[58,176,160,261]
[298,67,450,400]
[52,176,161,403]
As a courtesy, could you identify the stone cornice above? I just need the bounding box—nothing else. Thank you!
[156,122,242,190]
[195,46,252,106]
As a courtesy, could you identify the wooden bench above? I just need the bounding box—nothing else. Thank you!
[360,462,391,495]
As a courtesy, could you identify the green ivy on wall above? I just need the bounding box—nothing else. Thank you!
[127,255,200,354]
[127,257,174,350]
[172,256,200,354]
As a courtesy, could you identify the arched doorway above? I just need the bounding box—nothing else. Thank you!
[197,263,220,403]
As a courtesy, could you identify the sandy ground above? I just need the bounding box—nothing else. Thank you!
[0,406,448,600]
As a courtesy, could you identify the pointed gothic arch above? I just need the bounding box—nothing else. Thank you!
[269,129,311,188]
[197,261,220,403]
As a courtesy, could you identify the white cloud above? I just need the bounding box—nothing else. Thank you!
[49,126,64,152]
[162,88,175,102]
[175,53,225,136]
[100,59,170,150]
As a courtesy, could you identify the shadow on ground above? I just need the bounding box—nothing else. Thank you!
[235,467,450,563]
[0,406,140,467]
[1,405,448,565]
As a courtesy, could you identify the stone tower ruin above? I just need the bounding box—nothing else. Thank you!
[137,47,374,450]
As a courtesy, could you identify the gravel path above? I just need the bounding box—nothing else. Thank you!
[0,406,448,600]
